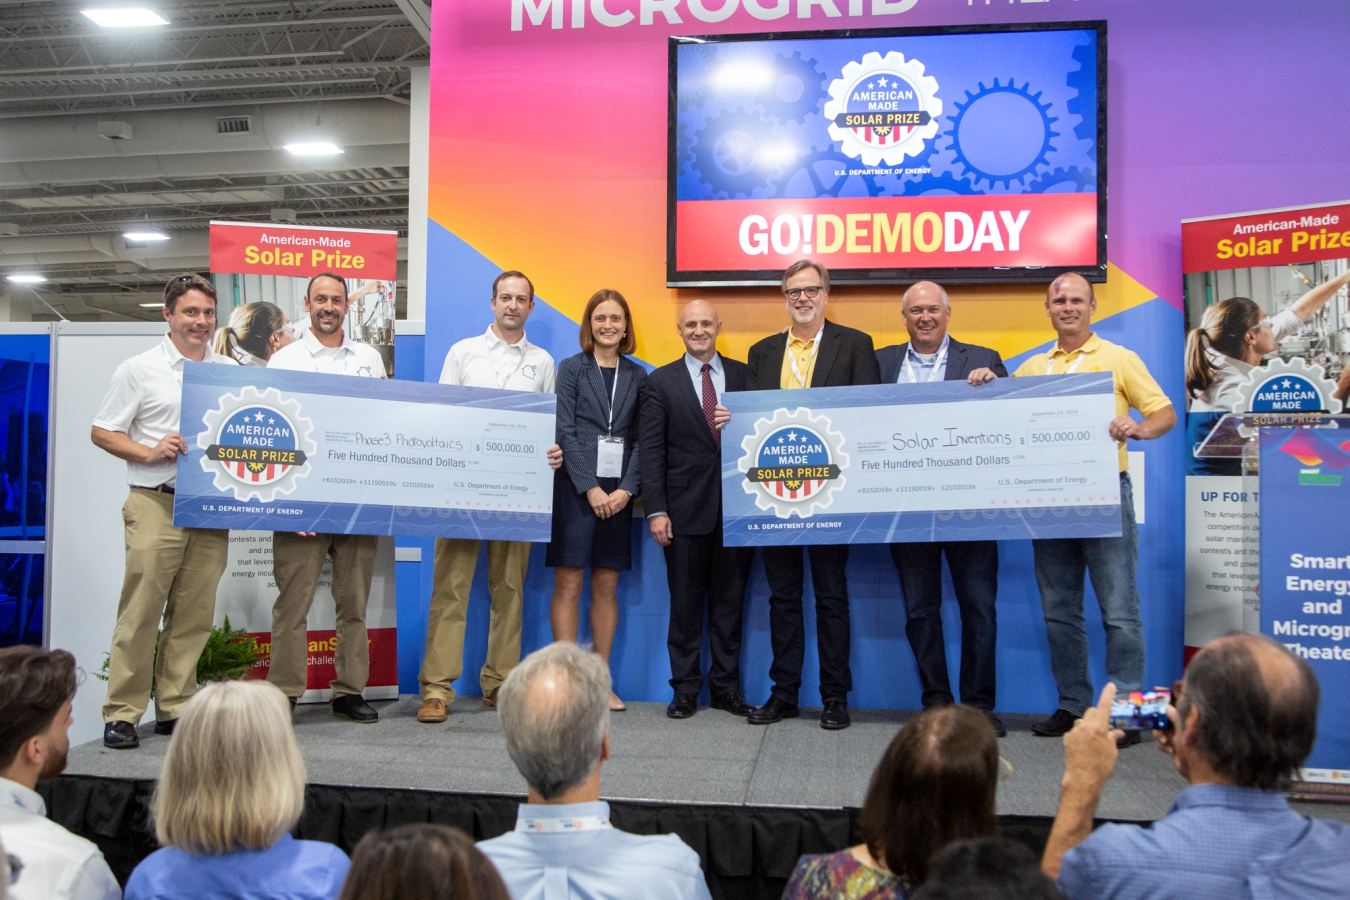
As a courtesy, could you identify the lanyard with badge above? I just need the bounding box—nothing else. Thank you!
[788,330,822,389]
[596,360,624,478]
[494,339,528,389]
[903,338,949,384]
[1047,352,1086,375]
[516,813,612,833]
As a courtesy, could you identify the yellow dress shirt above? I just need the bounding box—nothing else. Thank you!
[779,331,821,390]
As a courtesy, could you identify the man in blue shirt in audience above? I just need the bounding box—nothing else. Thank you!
[1042,633,1350,899]
[480,641,713,900]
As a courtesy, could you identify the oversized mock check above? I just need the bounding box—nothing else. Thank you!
[721,373,1123,546]
[173,364,556,540]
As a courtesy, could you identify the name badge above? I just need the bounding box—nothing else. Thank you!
[597,436,624,478]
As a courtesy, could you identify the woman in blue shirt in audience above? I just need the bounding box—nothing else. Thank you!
[124,680,349,900]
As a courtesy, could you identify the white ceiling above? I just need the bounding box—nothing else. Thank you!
[0,0,429,321]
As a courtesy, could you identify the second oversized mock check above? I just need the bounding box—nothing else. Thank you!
[172,364,556,541]
[720,373,1124,546]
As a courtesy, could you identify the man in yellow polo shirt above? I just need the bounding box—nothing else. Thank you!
[1013,272,1175,745]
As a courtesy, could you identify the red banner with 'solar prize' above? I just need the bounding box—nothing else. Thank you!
[675,193,1098,271]
[209,220,398,280]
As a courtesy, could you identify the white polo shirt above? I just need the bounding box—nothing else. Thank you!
[0,777,121,900]
[267,327,387,378]
[92,336,238,488]
[439,325,556,392]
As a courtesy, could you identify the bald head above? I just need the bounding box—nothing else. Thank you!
[902,281,950,313]
[901,281,953,353]
[1180,633,1319,789]
[677,298,722,362]
[1047,272,1094,302]
[1044,272,1096,340]
[496,642,610,799]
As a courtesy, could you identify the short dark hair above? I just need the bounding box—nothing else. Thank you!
[912,838,1061,900]
[860,705,1000,884]
[0,646,77,770]
[781,259,830,292]
[339,824,511,900]
[306,272,348,299]
[163,273,217,312]
[492,270,535,301]
[1183,633,1319,790]
[578,288,636,355]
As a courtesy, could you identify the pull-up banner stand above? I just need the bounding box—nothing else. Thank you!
[206,220,401,703]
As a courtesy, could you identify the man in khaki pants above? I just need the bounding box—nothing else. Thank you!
[267,273,388,723]
[91,273,237,749]
[417,271,557,722]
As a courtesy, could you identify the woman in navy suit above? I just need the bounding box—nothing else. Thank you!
[548,289,645,710]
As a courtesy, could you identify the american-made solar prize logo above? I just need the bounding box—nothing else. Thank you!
[739,407,849,518]
[198,385,316,502]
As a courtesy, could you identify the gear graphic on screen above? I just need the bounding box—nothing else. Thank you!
[904,171,978,197]
[824,51,942,167]
[773,147,884,198]
[948,79,1058,189]
[758,51,827,124]
[1027,166,1095,194]
[692,109,781,198]
[676,43,716,110]
[1065,41,1098,161]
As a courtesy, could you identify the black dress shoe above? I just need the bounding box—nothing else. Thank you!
[1031,708,1081,737]
[103,721,140,749]
[1116,728,1143,749]
[981,709,1007,737]
[666,694,697,719]
[747,696,799,725]
[153,718,177,736]
[710,692,755,717]
[820,699,851,730]
[332,694,379,724]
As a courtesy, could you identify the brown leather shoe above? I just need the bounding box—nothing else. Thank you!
[482,694,497,709]
[417,698,448,723]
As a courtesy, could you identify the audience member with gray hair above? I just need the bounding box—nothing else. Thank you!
[479,641,712,900]
[1044,633,1350,899]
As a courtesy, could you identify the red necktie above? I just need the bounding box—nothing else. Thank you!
[701,363,719,443]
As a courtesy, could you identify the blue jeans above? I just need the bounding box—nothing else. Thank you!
[1032,472,1144,716]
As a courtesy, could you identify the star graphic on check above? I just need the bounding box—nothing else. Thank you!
[877,76,889,87]
[253,411,266,422]
[787,430,798,441]
[1282,379,1292,388]
[269,417,275,425]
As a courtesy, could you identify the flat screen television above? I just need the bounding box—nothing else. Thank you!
[667,21,1106,287]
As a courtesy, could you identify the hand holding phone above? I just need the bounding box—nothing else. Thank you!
[1109,688,1172,730]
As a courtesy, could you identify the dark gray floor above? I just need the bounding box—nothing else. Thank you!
[66,696,1350,822]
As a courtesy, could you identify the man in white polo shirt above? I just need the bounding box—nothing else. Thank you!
[267,272,387,723]
[91,273,237,750]
[417,270,557,722]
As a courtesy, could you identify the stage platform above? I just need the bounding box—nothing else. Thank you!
[47,697,1350,900]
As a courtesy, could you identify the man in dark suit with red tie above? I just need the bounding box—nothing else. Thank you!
[876,280,1008,736]
[744,259,881,730]
[640,300,755,720]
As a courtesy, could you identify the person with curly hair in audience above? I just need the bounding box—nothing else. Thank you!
[124,679,349,900]
[782,705,1001,899]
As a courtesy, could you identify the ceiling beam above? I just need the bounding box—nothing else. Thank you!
[392,0,432,43]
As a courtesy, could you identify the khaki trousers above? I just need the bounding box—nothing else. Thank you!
[103,488,229,724]
[419,538,530,703]
[268,531,377,699]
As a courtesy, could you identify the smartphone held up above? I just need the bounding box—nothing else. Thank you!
[1109,688,1172,731]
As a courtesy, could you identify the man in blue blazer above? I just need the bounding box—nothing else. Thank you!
[876,281,1008,736]
[639,300,754,720]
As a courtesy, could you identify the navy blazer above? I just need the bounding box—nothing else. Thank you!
[554,351,646,498]
[876,336,1008,384]
[746,319,881,391]
[638,354,749,537]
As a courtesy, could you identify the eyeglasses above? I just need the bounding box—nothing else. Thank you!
[273,324,297,339]
[784,286,824,301]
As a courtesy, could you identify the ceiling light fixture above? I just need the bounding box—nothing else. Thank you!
[283,142,344,157]
[80,8,170,27]
[124,230,170,242]
[138,302,163,308]
[7,274,47,284]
